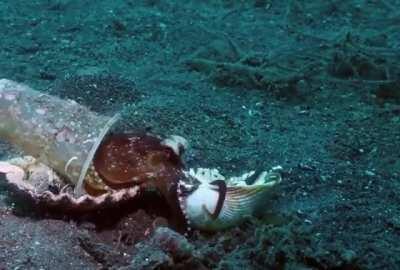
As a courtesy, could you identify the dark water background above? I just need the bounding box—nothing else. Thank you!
[0,0,400,269]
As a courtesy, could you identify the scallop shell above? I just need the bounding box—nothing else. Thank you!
[177,167,282,231]
[0,156,140,212]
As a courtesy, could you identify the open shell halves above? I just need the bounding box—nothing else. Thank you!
[177,167,282,231]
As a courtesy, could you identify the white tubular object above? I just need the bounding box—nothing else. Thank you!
[0,79,118,195]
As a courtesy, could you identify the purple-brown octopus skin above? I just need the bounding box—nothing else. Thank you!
[92,133,188,230]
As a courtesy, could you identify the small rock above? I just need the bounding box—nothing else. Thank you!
[77,230,124,267]
[127,249,172,270]
[122,227,204,269]
[151,227,194,260]
[341,249,357,264]
[365,170,375,176]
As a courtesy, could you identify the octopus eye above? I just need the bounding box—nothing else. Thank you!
[178,181,198,197]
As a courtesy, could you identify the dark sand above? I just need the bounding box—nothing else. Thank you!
[0,0,400,269]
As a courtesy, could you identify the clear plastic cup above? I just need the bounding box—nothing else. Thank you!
[0,79,119,196]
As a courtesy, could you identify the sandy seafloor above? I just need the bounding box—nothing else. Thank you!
[0,0,400,269]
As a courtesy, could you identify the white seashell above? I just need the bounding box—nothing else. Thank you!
[179,167,282,231]
[183,168,225,184]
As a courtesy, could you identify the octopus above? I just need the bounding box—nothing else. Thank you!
[0,78,281,231]
[0,133,281,231]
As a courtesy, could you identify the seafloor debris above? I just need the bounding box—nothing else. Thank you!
[183,38,310,96]
[184,28,400,104]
